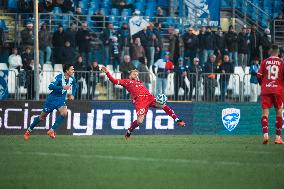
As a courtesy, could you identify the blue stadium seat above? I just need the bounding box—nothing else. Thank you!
[145,9,154,17]
[101,0,110,8]
[0,20,7,31]
[135,2,145,11]
[8,0,17,11]
[121,9,132,16]
[111,8,119,16]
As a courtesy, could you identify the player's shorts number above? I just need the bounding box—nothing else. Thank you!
[266,65,279,80]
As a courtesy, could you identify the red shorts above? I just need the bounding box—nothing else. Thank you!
[261,94,283,109]
[133,95,156,116]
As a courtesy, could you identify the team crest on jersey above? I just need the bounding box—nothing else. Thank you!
[222,108,240,132]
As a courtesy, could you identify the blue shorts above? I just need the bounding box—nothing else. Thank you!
[43,97,66,113]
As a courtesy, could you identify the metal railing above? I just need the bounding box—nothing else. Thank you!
[3,68,267,102]
[273,19,284,47]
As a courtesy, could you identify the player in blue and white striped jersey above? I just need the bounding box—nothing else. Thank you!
[24,64,76,140]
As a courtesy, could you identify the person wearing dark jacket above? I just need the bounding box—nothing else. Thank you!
[76,22,94,65]
[117,23,131,62]
[59,41,77,65]
[119,55,136,78]
[182,27,199,66]
[74,55,88,100]
[92,9,107,32]
[110,36,121,72]
[203,54,218,101]
[153,22,163,62]
[87,60,100,100]
[65,23,77,48]
[261,28,272,59]
[101,23,115,66]
[225,25,238,66]
[215,27,225,59]
[238,26,248,70]
[168,28,180,67]
[219,55,234,101]
[188,57,202,101]
[174,57,190,100]
[21,22,34,50]
[249,24,261,62]
[202,26,216,66]
[198,26,206,66]
[52,25,66,64]
[39,22,52,65]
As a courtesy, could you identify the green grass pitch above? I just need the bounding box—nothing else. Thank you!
[0,135,283,189]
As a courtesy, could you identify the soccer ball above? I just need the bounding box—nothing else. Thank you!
[156,94,167,105]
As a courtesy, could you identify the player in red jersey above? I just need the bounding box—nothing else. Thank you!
[257,44,284,144]
[101,66,186,139]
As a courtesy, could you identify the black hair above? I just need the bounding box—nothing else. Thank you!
[63,64,73,73]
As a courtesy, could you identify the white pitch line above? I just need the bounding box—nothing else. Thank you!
[13,151,284,168]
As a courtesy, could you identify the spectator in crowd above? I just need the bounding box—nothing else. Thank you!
[238,26,248,71]
[92,9,107,32]
[249,24,261,63]
[101,23,116,65]
[219,55,234,101]
[188,57,202,101]
[117,22,131,61]
[76,22,94,65]
[52,25,65,64]
[203,54,218,101]
[38,0,54,13]
[61,0,74,13]
[225,25,238,66]
[0,42,9,64]
[119,55,136,78]
[87,60,100,100]
[135,26,147,51]
[119,55,136,98]
[198,26,206,66]
[153,22,163,62]
[215,26,225,60]
[59,41,77,65]
[153,53,174,95]
[246,27,252,65]
[21,22,34,50]
[182,27,199,66]
[8,47,22,71]
[21,46,33,69]
[110,36,121,72]
[202,26,216,67]
[155,7,165,23]
[146,24,157,67]
[74,55,87,100]
[261,28,272,59]
[130,37,145,68]
[18,0,33,13]
[249,57,260,102]
[74,7,86,21]
[174,57,189,100]
[65,22,77,48]
[22,48,37,100]
[137,57,151,90]
[111,0,135,12]
[39,22,52,65]
[168,27,181,66]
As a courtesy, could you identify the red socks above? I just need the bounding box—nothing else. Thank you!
[261,116,268,134]
[163,105,177,120]
[275,116,282,136]
[128,120,139,132]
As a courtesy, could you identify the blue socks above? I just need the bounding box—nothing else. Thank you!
[28,116,41,132]
[51,115,65,130]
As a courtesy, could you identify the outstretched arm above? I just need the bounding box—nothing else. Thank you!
[101,66,121,85]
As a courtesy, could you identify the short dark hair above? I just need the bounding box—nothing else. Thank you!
[63,64,73,73]
[271,44,279,51]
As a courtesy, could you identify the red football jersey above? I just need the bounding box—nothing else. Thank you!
[118,79,151,99]
[257,56,284,95]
